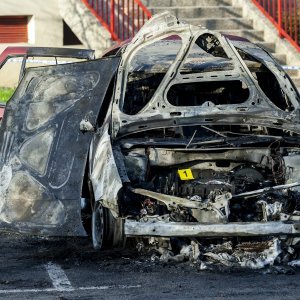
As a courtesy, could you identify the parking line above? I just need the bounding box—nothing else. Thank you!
[45,262,74,292]
[79,285,142,290]
[0,288,57,294]
[0,262,142,295]
[0,285,142,294]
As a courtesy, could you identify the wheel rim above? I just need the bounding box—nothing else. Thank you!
[92,203,104,249]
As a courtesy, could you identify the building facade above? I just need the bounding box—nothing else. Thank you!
[0,0,81,53]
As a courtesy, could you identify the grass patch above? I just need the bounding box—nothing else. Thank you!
[0,87,15,103]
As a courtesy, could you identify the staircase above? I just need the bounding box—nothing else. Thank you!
[143,0,300,87]
[59,0,115,57]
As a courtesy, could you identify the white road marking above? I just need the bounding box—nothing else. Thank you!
[0,288,57,294]
[79,285,142,291]
[0,262,142,295]
[0,285,141,294]
[45,262,74,292]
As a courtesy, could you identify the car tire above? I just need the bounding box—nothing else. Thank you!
[92,202,125,250]
[81,198,92,236]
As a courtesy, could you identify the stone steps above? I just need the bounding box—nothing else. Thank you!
[211,29,265,42]
[272,53,287,65]
[285,69,299,77]
[146,0,299,86]
[148,6,242,18]
[106,0,300,88]
[144,0,233,6]
[255,42,276,52]
[186,17,253,30]
[59,0,113,57]
[291,77,300,87]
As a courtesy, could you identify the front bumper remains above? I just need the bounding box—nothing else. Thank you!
[125,220,300,237]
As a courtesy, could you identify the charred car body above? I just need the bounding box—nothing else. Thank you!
[1,13,300,253]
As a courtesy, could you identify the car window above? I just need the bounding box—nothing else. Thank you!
[180,33,234,74]
[0,57,22,104]
[25,56,86,69]
[167,80,249,106]
[233,41,296,112]
[122,36,183,115]
[0,55,88,107]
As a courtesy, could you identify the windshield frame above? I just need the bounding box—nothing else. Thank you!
[112,12,300,138]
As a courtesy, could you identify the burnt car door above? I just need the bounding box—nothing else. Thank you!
[0,56,120,236]
[0,47,96,120]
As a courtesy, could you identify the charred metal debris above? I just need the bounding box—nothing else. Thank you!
[1,13,300,269]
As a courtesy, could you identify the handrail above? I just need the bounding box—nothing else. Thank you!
[252,0,300,51]
[82,0,152,43]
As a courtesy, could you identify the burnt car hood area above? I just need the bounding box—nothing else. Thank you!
[1,12,300,270]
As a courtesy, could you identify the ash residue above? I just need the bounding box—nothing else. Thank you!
[137,237,300,274]
[0,231,299,276]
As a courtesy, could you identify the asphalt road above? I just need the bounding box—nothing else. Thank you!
[0,233,299,300]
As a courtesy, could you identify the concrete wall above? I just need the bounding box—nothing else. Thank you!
[0,0,64,88]
[59,0,114,58]
[0,0,114,87]
[0,0,63,53]
[0,0,114,58]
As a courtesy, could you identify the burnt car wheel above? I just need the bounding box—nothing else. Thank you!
[92,203,107,249]
[92,202,125,250]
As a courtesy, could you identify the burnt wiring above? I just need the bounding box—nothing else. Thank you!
[271,154,286,185]
[186,130,197,149]
[201,125,227,138]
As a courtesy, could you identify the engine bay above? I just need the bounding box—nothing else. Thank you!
[118,125,300,226]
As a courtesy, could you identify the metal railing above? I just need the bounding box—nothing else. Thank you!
[252,0,300,51]
[82,0,152,43]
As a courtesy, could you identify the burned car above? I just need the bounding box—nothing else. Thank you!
[0,13,300,260]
